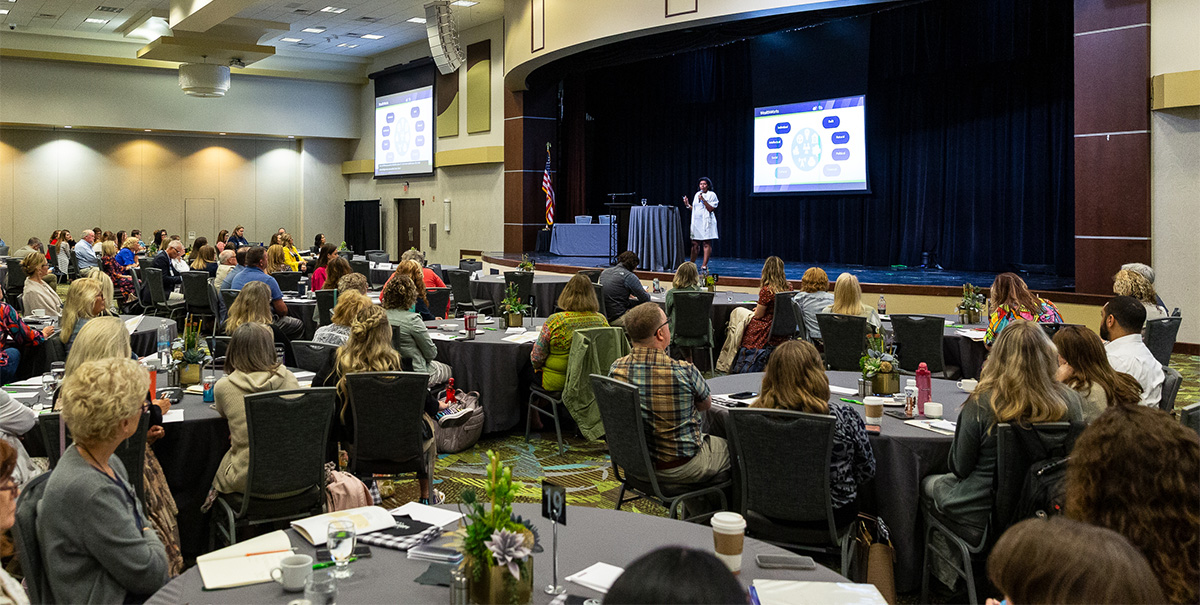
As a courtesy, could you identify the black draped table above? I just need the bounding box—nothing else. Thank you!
[147,503,847,604]
[708,370,969,593]
[284,296,319,340]
[881,314,989,380]
[627,205,685,272]
[470,274,571,319]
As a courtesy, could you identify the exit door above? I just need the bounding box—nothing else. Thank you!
[396,198,421,252]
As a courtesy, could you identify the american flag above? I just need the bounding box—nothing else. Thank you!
[542,148,555,226]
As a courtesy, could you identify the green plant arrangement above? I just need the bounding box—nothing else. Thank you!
[860,333,899,394]
[703,273,719,291]
[337,240,351,252]
[171,317,210,385]
[516,254,535,272]
[500,283,529,328]
[957,283,985,324]
[451,451,538,604]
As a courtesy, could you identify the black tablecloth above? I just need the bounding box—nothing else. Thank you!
[708,370,969,593]
[285,297,319,340]
[470,275,572,319]
[147,503,847,604]
[628,205,685,272]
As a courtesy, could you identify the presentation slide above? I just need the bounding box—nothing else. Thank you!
[374,86,433,177]
[752,95,868,193]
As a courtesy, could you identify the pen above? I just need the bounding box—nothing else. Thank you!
[839,397,863,405]
[312,557,356,570]
[245,548,293,557]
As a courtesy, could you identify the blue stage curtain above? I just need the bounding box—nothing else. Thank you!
[565,0,1073,275]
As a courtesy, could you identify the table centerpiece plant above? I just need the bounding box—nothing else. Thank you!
[860,333,899,395]
[703,273,719,293]
[957,283,985,325]
[500,283,528,329]
[451,450,539,604]
[172,317,210,386]
[516,254,535,273]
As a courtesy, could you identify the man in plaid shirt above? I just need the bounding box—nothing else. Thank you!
[609,302,729,485]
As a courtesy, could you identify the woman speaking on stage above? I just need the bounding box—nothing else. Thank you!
[684,176,719,272]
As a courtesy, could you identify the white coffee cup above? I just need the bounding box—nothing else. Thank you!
[957,379,978,393]
[710,512,746,573]
[925,402,944,419]
[271,554,313,592]
[33,309,46,317]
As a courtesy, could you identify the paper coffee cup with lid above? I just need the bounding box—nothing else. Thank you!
[710,512,746,573]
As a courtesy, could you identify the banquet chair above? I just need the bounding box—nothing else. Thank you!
[1181,403,1200,438]
[726,408,854,576]
[138,257,153,271]
[445,269,495,315]
[38,411,149,504]
[365,250,389,265]
[816,313,869,371]
[891,314,958,378]
[211,387,335,547]
[0,245,7,257]
[207,335,232,358]
[769,292,802,341]
[67,249,80,283]
[220,289,241,318]
[273,271,302,293]
[426,287,451,319]
[578,269,603,283]
[348,260,371,282]
[315,289,337,326]
[292,340,338,374]
[526,327,629,455]
[342,372,431,479]
[5,257,24,302]
[427,264,444,282]
[1160,367,1182,413]
[589,374,731,521]
[592,283,605,316]
[142,267,186,320]
[1143,317,1182,367]
[13,472,54,603]
[458,259,483,273]
[669,291,715,372]
[504,271,536,315]
[182,272,218,331]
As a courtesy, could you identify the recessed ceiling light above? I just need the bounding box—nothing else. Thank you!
[287,135,295,139]
[451,1,477,6]
[336,43,347,47]
[302,26,325,33]
[319,6,345,13]
[280,37,302,42]
[347,44,358,48]
[85,17,109,23]
[63,125,73,128]
[219,132,226,135]
[361,34,383,39]
[144,129,152,132]
[0,8,8,13]
[406,16,426,24]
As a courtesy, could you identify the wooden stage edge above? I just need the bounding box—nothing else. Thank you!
[482,254,1199,355]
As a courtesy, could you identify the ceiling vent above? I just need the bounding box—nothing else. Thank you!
[95,5,123,12]
[179,63,230,97]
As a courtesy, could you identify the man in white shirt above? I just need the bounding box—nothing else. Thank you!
[213,249,237,289]
[73,230,98,272]
[1101,295,1164,407]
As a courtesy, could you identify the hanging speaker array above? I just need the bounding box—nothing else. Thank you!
[425,0,464,75]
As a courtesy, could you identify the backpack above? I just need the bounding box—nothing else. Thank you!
[325,462,373,511]
[730,346,774,374]
[435,390,485,454]
[1009,424,1071,521]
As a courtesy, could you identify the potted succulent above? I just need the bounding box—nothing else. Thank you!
[516,254,535,273]
[451,451,539,604]
[860,333,899,395]
[172,317,210,386]
[500,283,528,329]
[703,273,719,293]
[957,283,985,325]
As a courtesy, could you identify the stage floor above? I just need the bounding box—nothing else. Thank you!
[486,251,1075,291]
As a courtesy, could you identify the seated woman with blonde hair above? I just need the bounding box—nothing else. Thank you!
[225,281,295,367]
[312,290,373,347]
[20,252,62,318]
[820,272,881,333]
[280,234,306,273]
[265,244,289,275]
[1112,269,1168,320]
[664,262,700,339]
[337,272,369,295]
[739,256,794,350]
[60,277,106,351]
[189,244,218,277]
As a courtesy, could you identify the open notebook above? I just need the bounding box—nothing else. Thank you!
[196,530,293,590]
[290,505,398,546]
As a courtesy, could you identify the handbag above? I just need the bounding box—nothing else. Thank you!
[435,390,485,454]
[730,345,773,374]
[846,513,897,605]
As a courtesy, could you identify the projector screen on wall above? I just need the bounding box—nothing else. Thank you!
[752,95,868,194]
[374,86,433,177]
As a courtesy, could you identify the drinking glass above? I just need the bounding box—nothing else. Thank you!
[41,373,56,398]
[327,520,356,579]
[304,569,338,604]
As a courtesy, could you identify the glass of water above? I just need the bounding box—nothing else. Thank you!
[327,520,356,579]
[41,373,57,398]
[304,569,338,604]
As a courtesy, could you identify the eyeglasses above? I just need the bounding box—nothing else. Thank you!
[656,319,670,333]
[0,481,17,499]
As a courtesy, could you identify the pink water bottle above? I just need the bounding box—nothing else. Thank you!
[915,362,932,416]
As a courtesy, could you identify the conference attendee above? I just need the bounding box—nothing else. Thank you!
[400,248,447,288]
[609,303,728,486]
[322,257,353,291]
[115,237,140,268]
[214,250,238,289]
[337,272,369,295]
[599,251,650,324]
[1120,262,1166,309]
[0,440,33,605]
[224,281,297,365]
[92,230,111,256]
[983,272,1062,346]
[821,272,882,334]
[74,229,98,272]
[0,391,39,486]
[1065,404,1199,604]
[20,252,62,318]
[13,237,42,259]
[152,240,185,301]
[751,340,875,524]
[1112,269,1168,320]
[265,244,288,275]
[61,229,74,248]
[214,229,229,253]
[151,229,167,250]
[40,357,170,602]
[794,266,834,340]
[531,274,609,391]
[228,246,304,340]
[0,291,52,385]
[212,323,300,496]
[739,256,794,350]
[130,229,142,245]
[311,243,339,290]
[59,277,105,351]
[604,547,746,605]
[921,320,1083,545]
[684,177,719,272]
[280,234,305,272]
[46,229,61,262]
[93,270,121,316]
[115,231,127,250]
[1100,295,1164,407]
[226,225,250,249]
[99,241,137,307]
[381,275,451,386]
[312,290,372,347]
[189,244,218,277]
[268,233,282,248]
[314,306,444,504]
[985,517,1166,605]
[1052,325,1142,422]
[395,260,434,320]
[53,237,71,274]
[225,246,249,285]
[313,233,326,251]
[664,261,701,344]
[185,236,208,263]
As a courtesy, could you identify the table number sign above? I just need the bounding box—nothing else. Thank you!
[542,480,566,595]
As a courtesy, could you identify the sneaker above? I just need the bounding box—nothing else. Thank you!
[437,406,471,425]
[419,489,446,506]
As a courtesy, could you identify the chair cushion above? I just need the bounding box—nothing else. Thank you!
[745,509,849,547]
[625,470,731,499]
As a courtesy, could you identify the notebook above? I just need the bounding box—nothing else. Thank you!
[290,506,398,546]
[751,580,887,605]
[196,530,294,590]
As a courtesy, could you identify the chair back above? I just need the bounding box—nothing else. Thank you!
[243,388,335,503]
[1160,367,1182,412]
[816,313,869,371]
[890,314,947,374]
[292,340,339,373]
[427,264,444,281]
[727,408,839,541]
[181,271,212,315]
[769,291,801,340]
[578,269,602,283]
[143,267,169,306]
[38,412,149,502]
[365,251,389,265]
[13,472,54,603]
[670,291,714,348]
[994,421,1080,533]
[592,283,606,316]
[349,260,371,281]
[273,271,302,292]
[504,271,535,310]
[458,259,482,273]
[1181,402,1200,438]
[589,375,661,490]
[220,289,241,315]
[1143,317,1182,367]
[315,289,337,326]
[344,372,430,474]
[426,287,451,319]
[207,335,232,358]
[138,257,153,271]
[561,327,631,441]
[0,245,7,257]
[444,269,473,306]
[6,257,23,289]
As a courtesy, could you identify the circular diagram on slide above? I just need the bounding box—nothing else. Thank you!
[396,118,411,155]
[791,128,822,171]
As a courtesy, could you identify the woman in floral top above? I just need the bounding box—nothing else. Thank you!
[0,295,53,385]
[531,274,609,392]
[99,241,137,307]
[984,272,1062,346]
[740,256,793,350]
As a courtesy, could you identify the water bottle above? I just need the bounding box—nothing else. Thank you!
[156,323,171,353]
[904,379,917,418]
[877,295,887,315]
[916,363,932,416]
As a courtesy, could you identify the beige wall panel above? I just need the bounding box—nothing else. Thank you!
[100,137,146,234]
[178,138,220,201]
[137,138,184,235]
[0,138,14,242]
[19,138,79,239]
[301,138,350,247]
[254,140,300,238]
[216,140,259,239]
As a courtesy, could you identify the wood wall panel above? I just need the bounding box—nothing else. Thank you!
[503,87,558,253]
[1074,133,1150,236]
[1074,26,1150,134]
[1075,238,1150,295]
[1073,0,1148,33]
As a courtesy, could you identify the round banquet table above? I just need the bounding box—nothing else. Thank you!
[425,317,543,433]
[470,274,572,319]
[708,370,970,593]
[146,503,847,604]
[17,314,177,380]
[881,314,989,380]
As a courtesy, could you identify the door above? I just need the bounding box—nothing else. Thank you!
[396,198,421,253]
[184,198,216,249]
